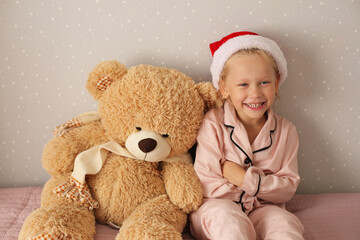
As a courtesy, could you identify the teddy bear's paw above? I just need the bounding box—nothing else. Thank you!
[117,220,183,240]
[54,176,99,210]
[28,232,72,240]
[162,161,203,213]
[19,204,96,240]
[176,196,203,214]
[175,183,203,213]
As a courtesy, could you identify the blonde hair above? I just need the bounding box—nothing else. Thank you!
[219,48,280,82]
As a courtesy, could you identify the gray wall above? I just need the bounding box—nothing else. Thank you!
[0,0,359,194]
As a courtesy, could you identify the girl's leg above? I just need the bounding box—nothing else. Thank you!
[189,198,256,240]
[249,205,304,240]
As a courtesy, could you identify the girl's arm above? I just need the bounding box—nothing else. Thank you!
[241,124,300,203]
[222,160,246,187]
[194,116,243,201]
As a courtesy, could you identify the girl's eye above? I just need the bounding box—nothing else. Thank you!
[260,81,270,85]
[238,83,248,87]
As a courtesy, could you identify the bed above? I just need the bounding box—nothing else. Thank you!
[1,186,359,240]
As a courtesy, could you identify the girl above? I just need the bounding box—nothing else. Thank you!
[189,31,304,240]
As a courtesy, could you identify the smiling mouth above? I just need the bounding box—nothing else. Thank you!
[244,102,265,109]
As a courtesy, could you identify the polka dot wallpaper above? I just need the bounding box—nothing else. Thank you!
[0,0,359,193]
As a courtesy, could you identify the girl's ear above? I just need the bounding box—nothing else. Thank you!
[275,75,281,99]
[219,79,229,99]
[86,60,127,100]
[275,75,280,92]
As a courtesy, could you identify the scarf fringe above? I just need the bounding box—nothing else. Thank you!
[54,176,99,210]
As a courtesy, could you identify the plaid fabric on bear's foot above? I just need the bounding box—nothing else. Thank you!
[29,232,72,240]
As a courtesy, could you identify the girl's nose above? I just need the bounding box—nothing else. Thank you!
[249,85,262,97]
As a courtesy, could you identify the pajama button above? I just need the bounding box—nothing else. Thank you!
[244,158,251,164]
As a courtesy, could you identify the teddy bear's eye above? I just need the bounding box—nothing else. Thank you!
[136,127,142,131]
[162,134,169,138]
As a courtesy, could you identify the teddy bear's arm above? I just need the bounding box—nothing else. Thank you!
[161,158,203,214]
[42,121,109,176]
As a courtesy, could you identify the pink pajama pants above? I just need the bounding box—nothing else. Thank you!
[189,199,304,240]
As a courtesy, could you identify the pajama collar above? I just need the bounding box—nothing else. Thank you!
[223,101,276,155]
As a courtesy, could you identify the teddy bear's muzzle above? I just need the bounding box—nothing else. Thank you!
[125,130,172,162]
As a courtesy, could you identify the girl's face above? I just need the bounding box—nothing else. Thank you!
[219,53,279,125]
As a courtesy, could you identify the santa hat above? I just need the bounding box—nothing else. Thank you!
[209,31,287,89]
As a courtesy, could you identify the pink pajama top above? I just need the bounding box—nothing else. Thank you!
[194,101,300,214]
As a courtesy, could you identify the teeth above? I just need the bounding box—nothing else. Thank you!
[247,103,262,108]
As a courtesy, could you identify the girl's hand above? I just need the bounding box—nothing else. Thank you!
[221,161,246,187]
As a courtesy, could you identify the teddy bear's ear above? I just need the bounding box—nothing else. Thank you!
[86,60,127,100]
[195,82,224,113]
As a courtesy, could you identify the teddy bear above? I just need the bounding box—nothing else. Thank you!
[19,60,222,240]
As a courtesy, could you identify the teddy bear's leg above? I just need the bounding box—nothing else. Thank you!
[19,176,96,240]
[116,194,187,240]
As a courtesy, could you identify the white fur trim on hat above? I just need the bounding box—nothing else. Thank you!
[210,32,287,89]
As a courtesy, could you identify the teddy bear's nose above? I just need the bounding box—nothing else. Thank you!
[138,138,157,153]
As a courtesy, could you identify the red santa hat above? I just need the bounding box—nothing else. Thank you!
[209,31,287,89]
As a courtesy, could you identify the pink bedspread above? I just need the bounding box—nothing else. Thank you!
[1,187,359,240]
